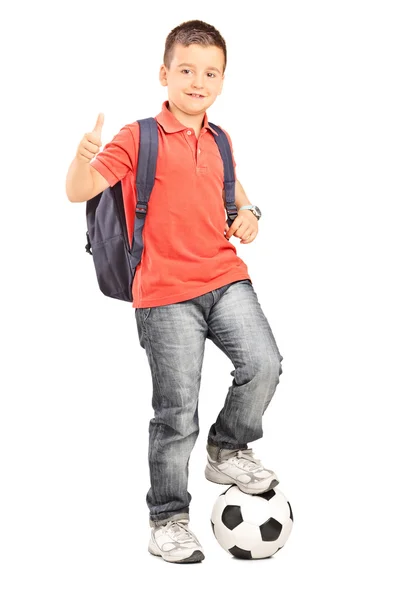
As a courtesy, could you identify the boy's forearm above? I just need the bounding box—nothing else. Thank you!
[66,157,95,203]
[234,180,251,209]
[223,180,251,210]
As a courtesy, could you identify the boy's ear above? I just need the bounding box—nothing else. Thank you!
[218,74,225,95]
[159,65,168,87]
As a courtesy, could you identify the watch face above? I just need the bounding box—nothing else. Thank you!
[254,206,261,218]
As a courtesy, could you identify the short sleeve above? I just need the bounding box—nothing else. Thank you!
[219,127,237,177]
[90,122,138,187]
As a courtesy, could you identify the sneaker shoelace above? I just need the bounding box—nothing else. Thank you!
[228,448,263,471]
[162,520,198,545]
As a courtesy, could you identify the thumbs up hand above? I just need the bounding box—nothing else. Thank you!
[76,113,105,163]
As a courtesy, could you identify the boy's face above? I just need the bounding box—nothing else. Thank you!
[159,43,225,116]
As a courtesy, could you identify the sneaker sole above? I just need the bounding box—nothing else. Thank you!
[205,463,279,494]
[148,540,205,563]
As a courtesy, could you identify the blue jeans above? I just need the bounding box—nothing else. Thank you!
[134,279,283,527]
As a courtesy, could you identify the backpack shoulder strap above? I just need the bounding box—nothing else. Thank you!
[135,117,159,220]
[208,123,238,225]
[129,117,158,261]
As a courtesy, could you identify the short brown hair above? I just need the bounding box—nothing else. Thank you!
[163,20,227,73]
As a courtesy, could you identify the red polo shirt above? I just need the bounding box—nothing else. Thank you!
[90,100,251,308]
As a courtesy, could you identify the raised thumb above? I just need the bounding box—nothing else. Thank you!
[93,112,104,135]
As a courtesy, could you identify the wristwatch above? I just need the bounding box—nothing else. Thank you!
[239,205,262,220]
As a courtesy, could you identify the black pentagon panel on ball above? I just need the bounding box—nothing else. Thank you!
[229,546,252,559]
[257,488,276,501]
[221,505,243,530]
[288,501,294,522]
[210,519,215,535]
[259,517,283,542]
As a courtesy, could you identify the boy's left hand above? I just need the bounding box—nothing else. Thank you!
[224,210,259,244]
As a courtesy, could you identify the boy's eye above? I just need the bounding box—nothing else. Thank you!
[181,69,216,78]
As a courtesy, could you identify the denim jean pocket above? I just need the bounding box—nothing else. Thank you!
[135,307,152,324]
[142,308,152,323]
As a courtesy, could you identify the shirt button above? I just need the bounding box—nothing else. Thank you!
[187,130,192,135]
[198,149,201,153]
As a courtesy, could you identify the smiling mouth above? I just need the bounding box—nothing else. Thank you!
[187,93,205,98]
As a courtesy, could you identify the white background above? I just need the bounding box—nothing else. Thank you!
[1,0,399,597]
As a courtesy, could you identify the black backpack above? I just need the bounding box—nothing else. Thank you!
[85,117,237,302]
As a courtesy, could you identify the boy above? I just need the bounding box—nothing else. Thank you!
[66,19,283,564]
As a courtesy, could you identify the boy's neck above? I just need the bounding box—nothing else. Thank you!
[167,100,205,136]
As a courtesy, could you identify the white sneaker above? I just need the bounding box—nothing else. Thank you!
[148,518,205,563]
[205,446,279,494]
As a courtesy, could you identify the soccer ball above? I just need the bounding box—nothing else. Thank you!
[211,485,293,559]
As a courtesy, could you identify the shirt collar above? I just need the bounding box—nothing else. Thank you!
[156,100,218,136]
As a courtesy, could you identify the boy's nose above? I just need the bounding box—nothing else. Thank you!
[192,77,205,89]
